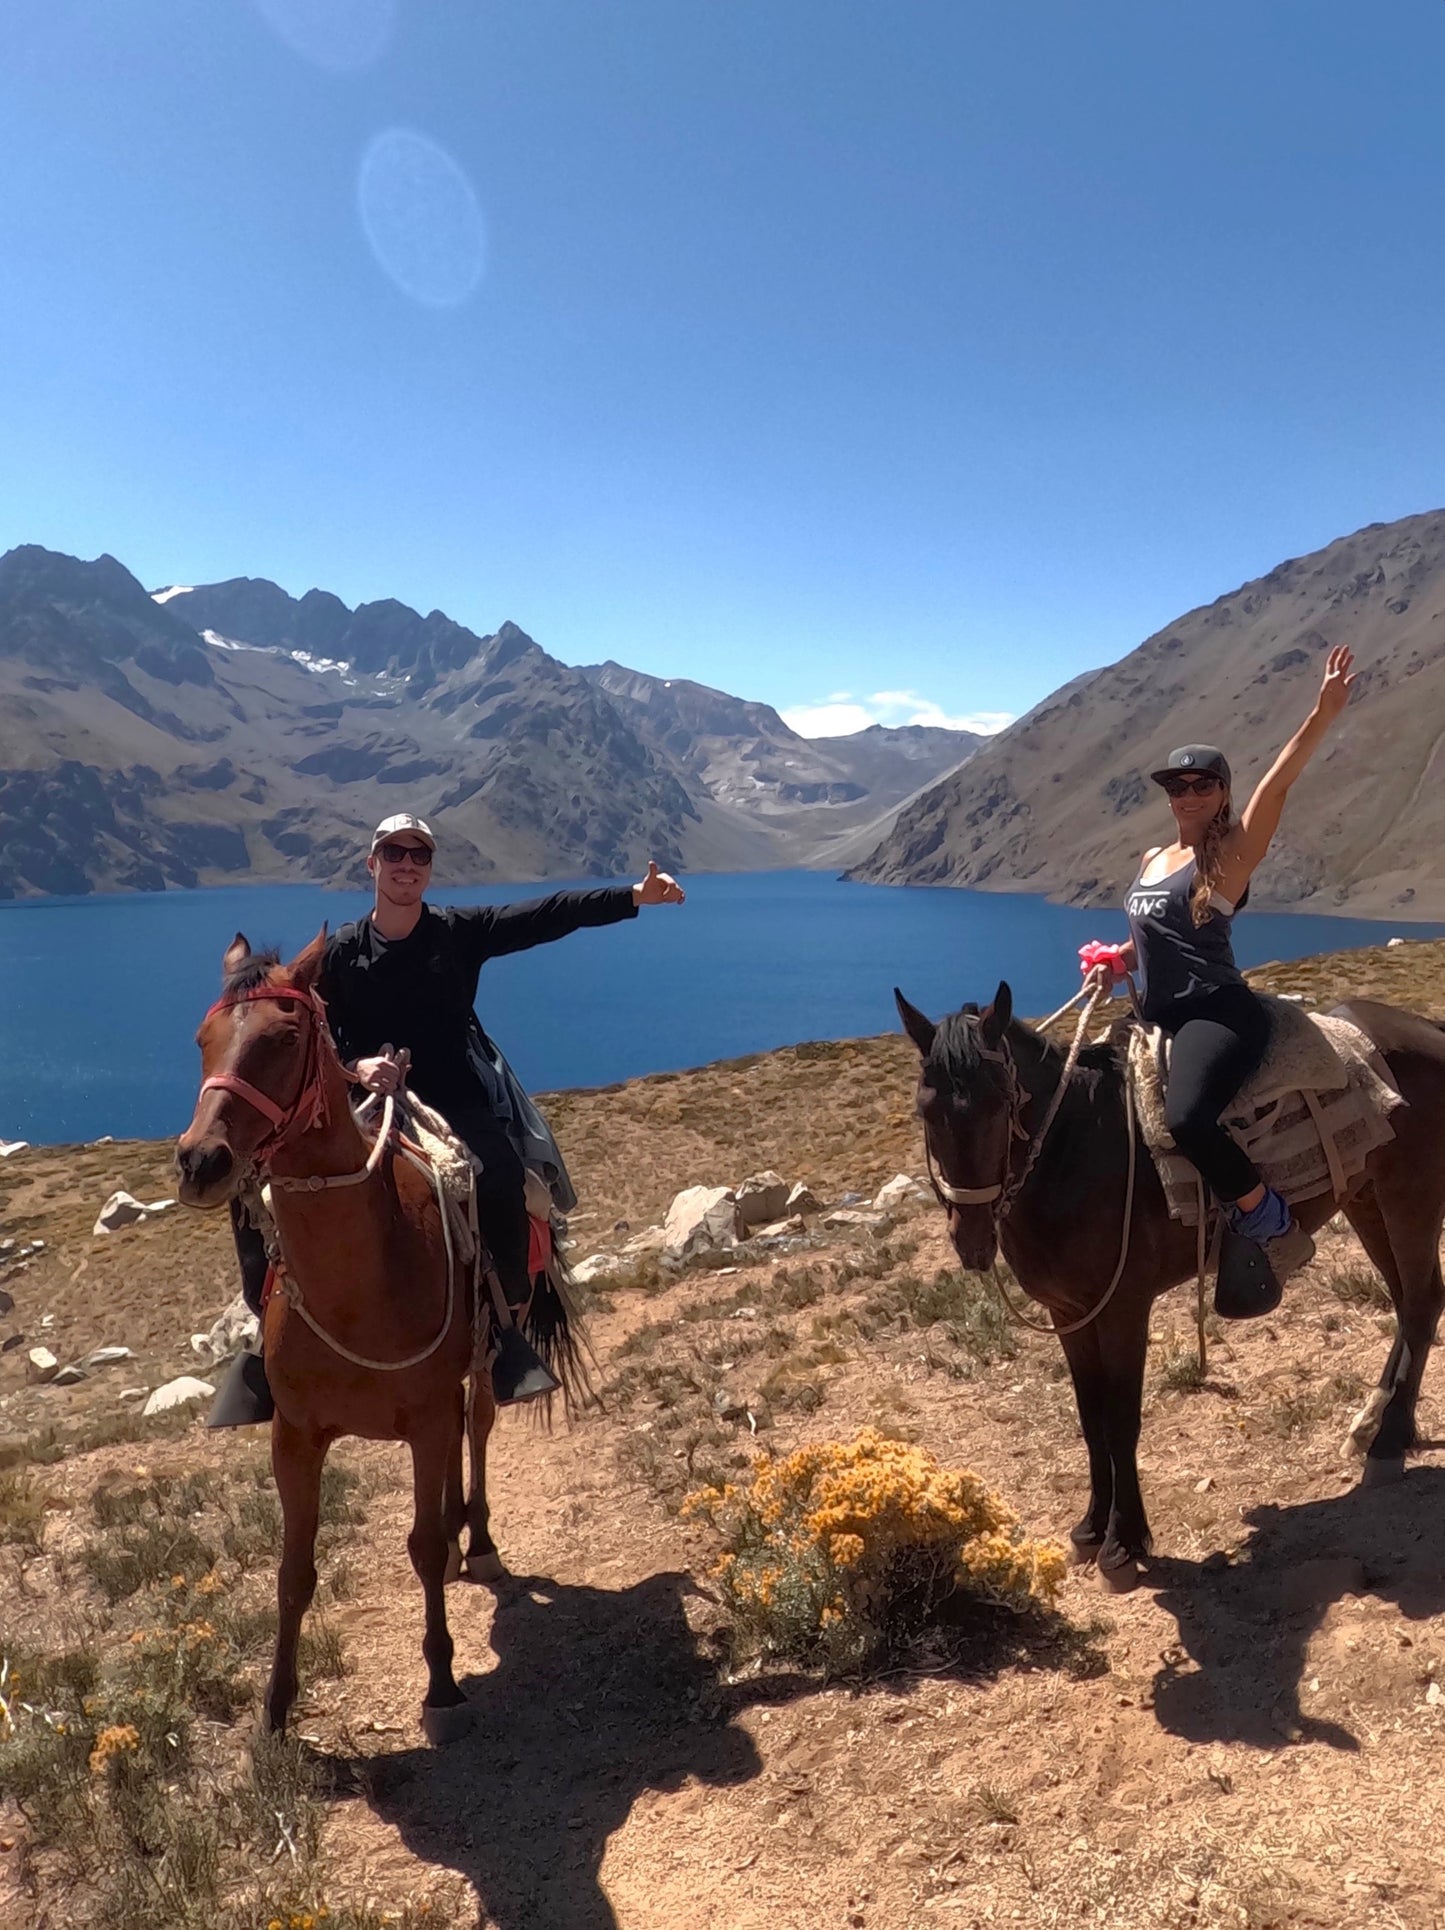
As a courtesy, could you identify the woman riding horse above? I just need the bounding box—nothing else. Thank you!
[211,812,685,1425]
[1080,646,1357,1316]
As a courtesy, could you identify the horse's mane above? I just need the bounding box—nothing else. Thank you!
[223,948,284,996]
[930,1005,1129,1088]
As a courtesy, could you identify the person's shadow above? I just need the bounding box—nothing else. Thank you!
[336,1570,779,1930]
[1144,1466,1445,1751]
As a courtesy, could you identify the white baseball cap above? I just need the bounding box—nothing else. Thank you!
[369,812,437,854]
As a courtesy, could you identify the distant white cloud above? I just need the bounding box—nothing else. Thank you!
[781,689,1015,739]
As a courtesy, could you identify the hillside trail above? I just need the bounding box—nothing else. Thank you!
[274,1215,1445,1930]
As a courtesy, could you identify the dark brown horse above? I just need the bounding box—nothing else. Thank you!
[895,980,1445,1590]
[177,932,503,1742]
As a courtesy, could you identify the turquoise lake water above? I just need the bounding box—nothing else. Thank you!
[1,869,1439,1146]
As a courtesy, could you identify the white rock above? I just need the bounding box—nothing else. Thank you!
[84,1346,135,1369]
[572,1253,626,1287]
[785,1183,821,1215]
[750,1215,807,1241]
[873,1173,926,1210]
[663,1185,740,1263]
[142,1376,214,1417]
[735,1171,790,1230]
[0,1140,29,1159]
[1387,937,1407,949]
[93,1191,177,1237]
[53,1364,87,1387]
[0,1238,13,1254]
[94,1135,115,1144]
[25,1346,60,1384]
[822,1207,891,1230]
[202,1294,259,1362]
[119,1386,148,1402]
[620,1224,667,1258]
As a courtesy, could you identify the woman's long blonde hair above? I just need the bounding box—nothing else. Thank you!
[1189,794,1234,927]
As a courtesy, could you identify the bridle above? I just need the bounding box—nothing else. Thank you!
[923,1028,1032,1221]
[199,984,333,1161]
[919,968,1142,1341]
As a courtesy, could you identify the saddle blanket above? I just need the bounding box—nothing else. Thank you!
[1126,996,1403,1227]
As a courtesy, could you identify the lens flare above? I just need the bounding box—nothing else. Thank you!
[253,0,394,73]
[357,128,487,309]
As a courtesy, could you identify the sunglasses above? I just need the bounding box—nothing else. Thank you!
[1161,775,1222,799]
[375,841,433,865]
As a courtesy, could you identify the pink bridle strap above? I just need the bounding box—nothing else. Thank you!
[198,1071,289,1130]
[200,981,332,1153]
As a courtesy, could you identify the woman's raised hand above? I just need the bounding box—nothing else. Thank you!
[1317,645,1356,725]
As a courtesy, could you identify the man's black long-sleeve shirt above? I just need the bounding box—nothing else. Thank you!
[320,887,638,1116]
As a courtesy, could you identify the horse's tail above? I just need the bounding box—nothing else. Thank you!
[522,1239,597,1421]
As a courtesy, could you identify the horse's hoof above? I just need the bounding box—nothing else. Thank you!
[421,1698,474,1746]
[1345,1389,1390,1458]
[1098,1555,1141,1594]
[443,1542,464,1586]
[464,1549,506,1584]
[1360,1455,1405,1489]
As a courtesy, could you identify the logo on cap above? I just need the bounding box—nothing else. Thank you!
[1179,753,1194,767]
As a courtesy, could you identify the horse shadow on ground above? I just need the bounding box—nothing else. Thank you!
[325,1570,786,1930]
[1143,1465,1445,1751]
[323,1568,1100,1930]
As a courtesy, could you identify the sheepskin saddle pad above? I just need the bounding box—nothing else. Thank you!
[1126,996,1403,1227]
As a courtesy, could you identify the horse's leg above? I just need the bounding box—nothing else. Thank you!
[443,1388,466,1585]
[1357,1190,1445,1484]
[1057,1325,1114,1563]
[462,1375,504,1583]
[1093,1303,1153,1591]
[408,1414,473,1743]
[1340,1189,1406,1457]
[264,1415,328,1735]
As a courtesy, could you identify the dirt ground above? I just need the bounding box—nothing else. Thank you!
[4,937,1445,1928]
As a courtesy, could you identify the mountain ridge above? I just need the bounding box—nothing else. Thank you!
[0,548,979,898]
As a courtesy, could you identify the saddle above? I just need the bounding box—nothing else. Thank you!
[1126,996,1403,1227]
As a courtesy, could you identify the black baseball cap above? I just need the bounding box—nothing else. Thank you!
[1150,745,1231,789]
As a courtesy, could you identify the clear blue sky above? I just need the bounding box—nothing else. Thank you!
[4,1,1444,736]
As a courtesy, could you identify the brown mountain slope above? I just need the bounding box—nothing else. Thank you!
[850,508,1445,917]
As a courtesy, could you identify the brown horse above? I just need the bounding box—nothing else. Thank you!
[895,980,1445,1590]
[177,931,501,1742]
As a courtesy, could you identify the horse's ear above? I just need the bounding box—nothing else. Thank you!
[222,932,250,982]
[894,988,936,1057]
[980,981,1013,1045]
[290,926,329,991]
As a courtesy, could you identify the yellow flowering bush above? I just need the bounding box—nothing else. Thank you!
[87,1722,140,1775]
[684,1428,1066,1668]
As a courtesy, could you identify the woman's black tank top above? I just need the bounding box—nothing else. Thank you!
[1125,855,1247,1024]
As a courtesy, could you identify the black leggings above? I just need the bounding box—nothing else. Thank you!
[1162,985,1271,1203]
[228,1109,536,1319]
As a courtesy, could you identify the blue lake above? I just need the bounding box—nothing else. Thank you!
[1,869,1439,1146]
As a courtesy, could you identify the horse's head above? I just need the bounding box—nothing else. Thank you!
[175,929,328,1208]
[895,980,1020,1273]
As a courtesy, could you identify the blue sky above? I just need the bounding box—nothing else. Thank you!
[4,2,1444,737]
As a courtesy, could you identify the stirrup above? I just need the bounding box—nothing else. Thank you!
[205,1350,275,1428]
[490,1325,560,1406]
[1214,1225,1283,1321]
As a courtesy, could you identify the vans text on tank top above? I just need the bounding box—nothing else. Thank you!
[1125,855,1247,1021]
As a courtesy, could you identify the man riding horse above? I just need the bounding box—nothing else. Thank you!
[211,814,685,1425]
